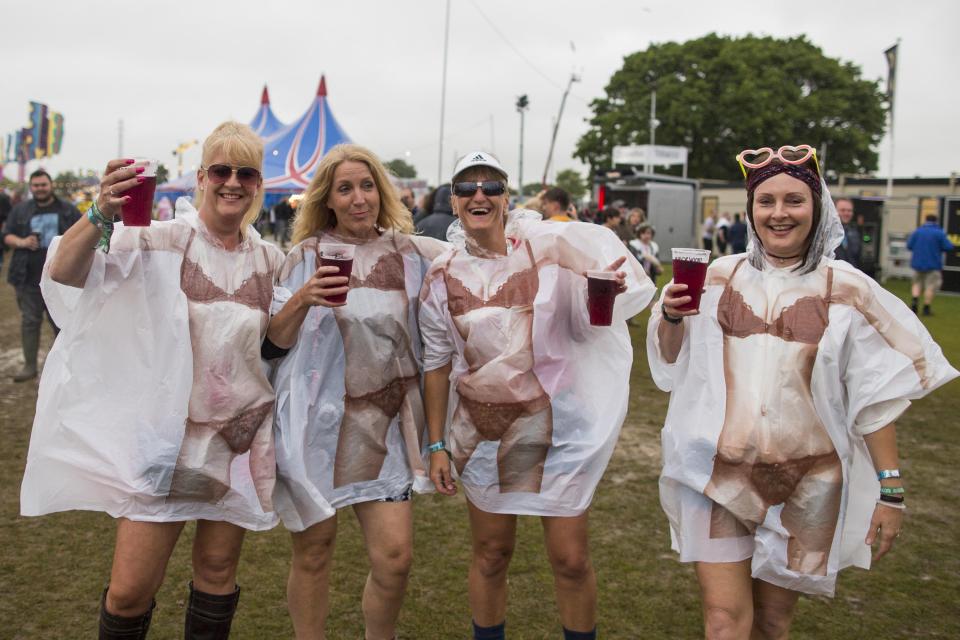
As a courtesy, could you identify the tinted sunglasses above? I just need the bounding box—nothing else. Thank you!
[452,181,506,198]
[203,164,262,187]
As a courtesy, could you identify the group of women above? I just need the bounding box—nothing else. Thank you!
[18,123,957,640]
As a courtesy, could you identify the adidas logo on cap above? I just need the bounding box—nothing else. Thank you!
[452,150,509,182]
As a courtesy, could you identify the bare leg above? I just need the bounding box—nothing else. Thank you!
[923,285,936,306]
[750,580,800,640]
[910,281,921,299]
[288,515,339,639]
[542,511,596,632]
[353,500,414,640]
[466,500,517,627]
[106,519,185,616]
[192,520,246,594]
[695,560,754,640]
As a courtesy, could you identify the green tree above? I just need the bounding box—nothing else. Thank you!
[521,182,543,197]
[575,34,887,181]
[554,168,587,199]
[156,163,170,185]
[385,158,417,179]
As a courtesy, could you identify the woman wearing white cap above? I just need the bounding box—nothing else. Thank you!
[420,151,655,639]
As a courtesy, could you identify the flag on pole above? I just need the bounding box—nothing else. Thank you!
[884,43,898,118]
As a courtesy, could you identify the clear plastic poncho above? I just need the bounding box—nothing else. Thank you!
[21,199,285,530]
[270,230,449,532]
[647,181,958,595]
[419,211,656,515]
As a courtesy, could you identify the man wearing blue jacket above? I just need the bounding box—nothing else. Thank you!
[907,213,955,316]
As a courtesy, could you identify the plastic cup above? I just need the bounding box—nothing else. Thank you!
[586,270,618,326]
[120,158,158,226]
[318,243,356,304]
[671,248,710,311]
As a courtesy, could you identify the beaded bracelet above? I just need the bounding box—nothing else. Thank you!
[877,469,901,480]
[87,203,115,254]
[661,304,683,325]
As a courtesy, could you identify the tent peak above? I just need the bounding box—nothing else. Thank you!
[261,85,270,105]
[317,75,327,97]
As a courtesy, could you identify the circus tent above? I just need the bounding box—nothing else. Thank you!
[249,85,286,138]
[156,75,351,200]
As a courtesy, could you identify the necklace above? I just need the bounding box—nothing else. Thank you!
[765,251,802,265]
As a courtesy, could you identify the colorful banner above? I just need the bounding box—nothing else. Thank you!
[2,101,65,167]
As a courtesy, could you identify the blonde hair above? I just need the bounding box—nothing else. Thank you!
[197,121,265,235]
[292,144,413,244]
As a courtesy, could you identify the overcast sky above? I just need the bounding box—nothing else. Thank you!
[2,0,957,189]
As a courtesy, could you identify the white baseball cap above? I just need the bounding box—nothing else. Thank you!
[451,151,509,183]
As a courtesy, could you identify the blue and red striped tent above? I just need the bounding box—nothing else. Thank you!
[249,85,286,138]
[157,76,351,200]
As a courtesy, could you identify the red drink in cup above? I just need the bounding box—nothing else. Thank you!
[671,248,710,312]
[120,159,158,226]
[318,243,356,304]
[586,270,618,326]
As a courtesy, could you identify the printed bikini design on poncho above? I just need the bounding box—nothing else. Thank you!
[439,243,554,494]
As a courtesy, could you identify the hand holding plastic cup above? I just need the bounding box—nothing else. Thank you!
[671,248,710,311]
[586,270,618,326]
[120,158,159,226]
[317,243,356,304]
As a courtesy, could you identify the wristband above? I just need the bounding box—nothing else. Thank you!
[428,440,446,453]
[87,203,115,254]
[661,304,683,324]
[877,469,901,480]
[877,497,906,510]
[880,486,905,495]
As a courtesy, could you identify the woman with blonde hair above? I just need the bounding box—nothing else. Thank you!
[21,121,285,638]
[267,143,448,639]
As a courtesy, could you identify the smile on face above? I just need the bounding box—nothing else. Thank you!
[751,172,815,261]
[451,168,508,237]
[197,152,259,226]
[327,160,380,239]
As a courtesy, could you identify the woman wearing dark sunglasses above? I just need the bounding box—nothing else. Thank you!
[420,151,655,640]
[266,143,448,639]
[21,121,284,638]
[648,145,957,638]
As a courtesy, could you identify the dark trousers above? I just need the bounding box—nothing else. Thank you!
[15,283,58,364]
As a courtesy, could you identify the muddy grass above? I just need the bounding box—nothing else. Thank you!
[1,265,957,638]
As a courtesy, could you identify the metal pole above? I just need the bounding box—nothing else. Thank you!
[542,74,578,186]
[518,109,525,195]
[886,39,900,199]
[647,90,657,174]
[516,94,529,197]
[437,0,451,185]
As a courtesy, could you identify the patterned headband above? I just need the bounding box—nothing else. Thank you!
[746,162,822,198]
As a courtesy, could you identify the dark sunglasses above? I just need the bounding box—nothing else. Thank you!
[452,181,506,198]
[203,164,262,187]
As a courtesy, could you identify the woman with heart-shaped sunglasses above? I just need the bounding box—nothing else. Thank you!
[647,144,957,637]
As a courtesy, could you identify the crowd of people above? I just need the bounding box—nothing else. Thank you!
[9,125,959,640]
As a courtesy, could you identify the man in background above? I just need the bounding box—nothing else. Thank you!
[272,196,294,249]
[542,187,575,222]
[833,197,862,269]
[907,213,955,316]
[2,170,81,381]
[728,212,748,254]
